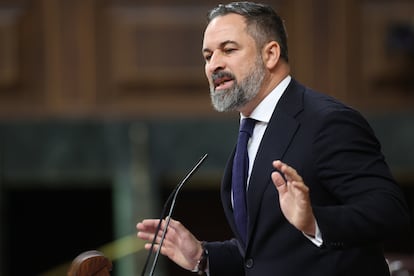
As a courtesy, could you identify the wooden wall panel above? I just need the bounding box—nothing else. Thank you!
[0,0,100,118]
[95,5,213,117]
[109,6,206,88]
[285,0,352,102]
[284,0,414,112]
[0,0,412,119]
[42,0,97,115]
[356,0,414,111]
[0,1,46,117]
[0,8,19,88]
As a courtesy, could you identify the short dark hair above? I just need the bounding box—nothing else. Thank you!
[207,1,289,62]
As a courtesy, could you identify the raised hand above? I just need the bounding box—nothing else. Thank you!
[271,160,316,236]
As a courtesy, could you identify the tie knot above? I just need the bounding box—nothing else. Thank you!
[239,118,256,137]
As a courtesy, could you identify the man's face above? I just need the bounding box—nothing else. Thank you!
[202,14,265,112]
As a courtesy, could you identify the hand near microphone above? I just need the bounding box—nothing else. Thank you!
[136,159,317,274]
[137,218,203,271]
[271,160,316,237]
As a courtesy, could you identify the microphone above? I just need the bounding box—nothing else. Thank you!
[140,153,208,276]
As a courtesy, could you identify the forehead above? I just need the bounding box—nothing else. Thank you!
[203,13,253,49]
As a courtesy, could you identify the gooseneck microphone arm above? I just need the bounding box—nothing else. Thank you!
[140,153,208,276]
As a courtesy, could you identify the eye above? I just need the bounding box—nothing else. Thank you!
[203,54,212,62]
[224,48,236,54]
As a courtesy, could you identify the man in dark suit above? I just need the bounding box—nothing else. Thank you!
[137,2,410,275]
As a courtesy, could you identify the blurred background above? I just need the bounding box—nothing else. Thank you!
[0,0,413,275]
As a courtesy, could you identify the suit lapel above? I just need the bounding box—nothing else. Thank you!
[221,148,236,230]
[246,79,304,246]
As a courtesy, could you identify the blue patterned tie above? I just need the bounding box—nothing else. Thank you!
[232,118,256,245]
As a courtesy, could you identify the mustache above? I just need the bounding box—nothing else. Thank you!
[211,71,236,82]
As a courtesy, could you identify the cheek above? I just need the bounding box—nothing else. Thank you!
[234,68,247,83]
[204,64,209,77]
[229,57,251,78]
[204,67,212,85]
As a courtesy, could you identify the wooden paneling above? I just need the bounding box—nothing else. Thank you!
[0,1,45,114]
[0,7,19,88]
[108,6,206,88]
[356,0,414,111]
[0,0,412,119]
[284,0,414,111]
[96,4,212,117]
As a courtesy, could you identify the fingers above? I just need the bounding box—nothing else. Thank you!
[137,218,180,247]
[272,160,308,193]
[137,219,159,235]
[137,218,166,242]
[167,217,185,234]
[272,160,303,183]
[271,170,287,194]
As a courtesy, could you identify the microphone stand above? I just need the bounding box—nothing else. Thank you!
[140,153,208,276]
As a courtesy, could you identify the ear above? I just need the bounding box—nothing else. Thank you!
[261,41,280,70]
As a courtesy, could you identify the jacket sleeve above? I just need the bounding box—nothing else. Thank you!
[204,239,245,276]
[311,107,410,248]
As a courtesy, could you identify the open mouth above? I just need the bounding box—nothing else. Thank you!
[212,72,235,90]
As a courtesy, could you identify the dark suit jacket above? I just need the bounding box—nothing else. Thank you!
[205,79,410,276]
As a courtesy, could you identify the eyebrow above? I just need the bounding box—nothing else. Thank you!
[202,40,240,54]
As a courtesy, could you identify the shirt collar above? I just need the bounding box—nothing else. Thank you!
[241,75,291,123]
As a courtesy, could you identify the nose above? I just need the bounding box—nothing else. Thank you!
[206,52,225,74]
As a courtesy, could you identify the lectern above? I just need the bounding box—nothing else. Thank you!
[67,250,112,276]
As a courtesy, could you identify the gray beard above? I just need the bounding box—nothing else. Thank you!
[210,59,266,112]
